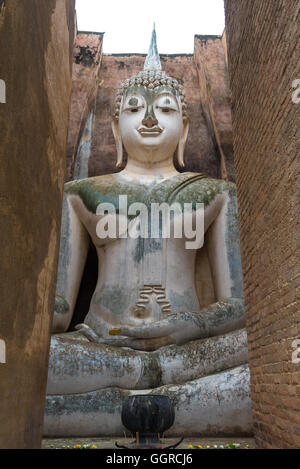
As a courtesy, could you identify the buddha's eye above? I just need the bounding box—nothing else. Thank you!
[155,95,178,113]
[129,97,138,106]
[124,96,144,113]
[155,105,175,114]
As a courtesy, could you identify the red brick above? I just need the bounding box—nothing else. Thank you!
[225,0,300,449]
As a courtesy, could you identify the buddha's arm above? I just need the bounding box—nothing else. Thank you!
[203,186,246,331]
[52,193,90,333]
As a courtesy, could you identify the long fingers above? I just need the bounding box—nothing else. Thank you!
[100,336,174,351]
[75,324,100,343]
[120,318,175,339]
[74,322,176,350]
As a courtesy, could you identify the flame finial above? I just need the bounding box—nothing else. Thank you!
[144,23,162,71]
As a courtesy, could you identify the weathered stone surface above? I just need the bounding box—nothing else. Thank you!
[47,329,248,394]
[225,0,300,449]
[194,35,234,181]
[51,172,244,340]
[0,0,75,448]
[44,364,252,437]
[66,32,104,180]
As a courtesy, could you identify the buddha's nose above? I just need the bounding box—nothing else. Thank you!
[142,106,158,128]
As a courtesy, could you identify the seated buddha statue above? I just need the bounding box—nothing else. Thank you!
[44,29,252,437]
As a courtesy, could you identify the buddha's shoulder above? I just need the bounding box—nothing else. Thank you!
[64,174,118,194]
[63,174,124,213]
[172,172,237,203]
[63,174,150,213]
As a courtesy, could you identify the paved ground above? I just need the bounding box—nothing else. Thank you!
[42,437,255,450]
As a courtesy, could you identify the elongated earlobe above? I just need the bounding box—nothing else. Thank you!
[177,119,189,168]
[112,118,123,168]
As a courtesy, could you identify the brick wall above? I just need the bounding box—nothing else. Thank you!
[66,32,104,180]
[194,35,234,180]
[224,0,300,448]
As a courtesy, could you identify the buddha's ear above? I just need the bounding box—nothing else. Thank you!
[177,118,190,168]
[112,118,123,168]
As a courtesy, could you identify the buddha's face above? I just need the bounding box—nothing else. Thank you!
[117,85,186,165]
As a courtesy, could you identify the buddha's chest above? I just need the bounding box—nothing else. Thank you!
[71,174,223,257]
[68,173,222,215]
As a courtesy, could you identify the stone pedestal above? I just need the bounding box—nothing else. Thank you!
[44,365,252,438]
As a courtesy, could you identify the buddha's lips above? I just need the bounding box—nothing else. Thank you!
[138,127,163,136]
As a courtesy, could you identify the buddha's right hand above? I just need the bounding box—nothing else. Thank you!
[74,313,206,351]
[74,323,174,351]
[74,299,245,351]
[75,324,102,342]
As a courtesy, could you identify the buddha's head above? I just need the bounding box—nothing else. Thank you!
[112,27,189,169]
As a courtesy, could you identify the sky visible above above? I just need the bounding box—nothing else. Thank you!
[76,0,225,54]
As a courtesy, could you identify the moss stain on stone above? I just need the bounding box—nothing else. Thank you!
[65,173,233,215]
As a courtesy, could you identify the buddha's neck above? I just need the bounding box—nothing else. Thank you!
[121,157,178,181]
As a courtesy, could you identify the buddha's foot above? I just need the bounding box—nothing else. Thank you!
[44,364,252,437]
